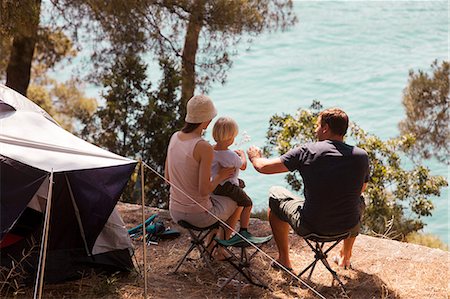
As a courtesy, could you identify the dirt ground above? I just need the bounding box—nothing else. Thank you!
[10,202,450,298]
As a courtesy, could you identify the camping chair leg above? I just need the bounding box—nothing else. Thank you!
[218,268,241,292]
[197,243,215,274]
[245,266,269,289]
[298,240,320,278]
[173,226,217,274]
[242,248,269,289]
[173,244,197,273]
[298,260,316,277]
[219,247,268,290]
[320,257,346,292]
[307,242,323,280]
[307,260,318,281]
[237,272,241,299]
[298,232,351,293]
[322,239,343,255]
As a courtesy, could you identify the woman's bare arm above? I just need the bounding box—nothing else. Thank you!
[164,156,170,182]
[196,141,234,197]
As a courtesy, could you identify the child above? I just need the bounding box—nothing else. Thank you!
[211,116,254,239]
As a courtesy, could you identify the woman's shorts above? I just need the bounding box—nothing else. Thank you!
[170,194,238,228]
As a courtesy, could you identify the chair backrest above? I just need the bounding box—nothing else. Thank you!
[302,231,351,243]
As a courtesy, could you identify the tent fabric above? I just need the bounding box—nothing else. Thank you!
[0,207,43,249]
[0,83,56,123]
[0,84,137,281]
[92,207,133,255]
[0,83,134,173]
[0,113,133,172]
[0,155,47,239]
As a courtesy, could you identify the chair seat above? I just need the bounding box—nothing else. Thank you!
[177,220,220,231]
[302,231,350,243]
[215,234,272,247]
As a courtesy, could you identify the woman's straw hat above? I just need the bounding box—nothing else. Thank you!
[185,95,217,123]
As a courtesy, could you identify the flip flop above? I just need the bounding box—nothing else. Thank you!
[270,261,293,272]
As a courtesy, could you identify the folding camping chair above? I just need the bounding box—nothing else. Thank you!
[215,233,272,297]
[173,220,220,274]
[297,231,351,292]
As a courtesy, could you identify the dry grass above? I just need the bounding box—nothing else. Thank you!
[4,202,449,299]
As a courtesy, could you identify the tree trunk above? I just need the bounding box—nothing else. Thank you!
[5,0,41,96]
[180,0,205,117]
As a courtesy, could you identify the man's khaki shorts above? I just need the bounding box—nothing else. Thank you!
[268,186,364,237]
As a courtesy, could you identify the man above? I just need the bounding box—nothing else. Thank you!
[247,108,369,270]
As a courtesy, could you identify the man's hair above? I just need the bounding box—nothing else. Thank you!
[212,117,239,142]
[319,108,349,136]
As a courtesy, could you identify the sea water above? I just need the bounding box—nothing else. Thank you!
[206,1,449,244]
[52,1,448,244]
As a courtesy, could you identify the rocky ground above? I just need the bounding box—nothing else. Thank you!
[11,202,449,298]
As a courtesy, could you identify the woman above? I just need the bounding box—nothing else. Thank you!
[164,95,242,255]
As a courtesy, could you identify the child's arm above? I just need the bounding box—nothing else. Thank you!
[235,149,247,170]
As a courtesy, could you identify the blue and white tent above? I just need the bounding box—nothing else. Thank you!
[0,84,137,282]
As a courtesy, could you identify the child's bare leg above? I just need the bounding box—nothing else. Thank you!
[239,205,252,230]
[215,206,242,260]
[224,206,242,239]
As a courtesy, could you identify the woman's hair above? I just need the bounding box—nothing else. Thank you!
[212,117,239,142]
[181,122,201,133]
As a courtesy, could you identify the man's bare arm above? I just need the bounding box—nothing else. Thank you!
[247,146,289,174]
[361,182,367,193]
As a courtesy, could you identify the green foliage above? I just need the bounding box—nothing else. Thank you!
[400,60,449,164]
[84,51,148,157]
[138,58,182,207]
[33,27,77,74]
[148,0,298,108]
[4,25,98,134]
[2,0,296,207]
[0,0,41,37]
[48,0,296,111]
[27,80,98,133]
[82,50,182,207]
[405,232,448,251]
[251,208,269,221]
[265,101,448,239]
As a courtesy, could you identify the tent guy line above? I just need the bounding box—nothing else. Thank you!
[141,161,327,299]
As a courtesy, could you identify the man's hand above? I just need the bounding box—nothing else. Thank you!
[246,146,288,174]
[247,146,263,163]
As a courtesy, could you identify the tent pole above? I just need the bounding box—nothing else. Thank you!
[140,159,148,298]
[33,170,54,299]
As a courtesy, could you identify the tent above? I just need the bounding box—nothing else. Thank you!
[0,84,137,283]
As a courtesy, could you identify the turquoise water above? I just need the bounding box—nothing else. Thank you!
[54,1,448,244]
[205,1,449,244]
